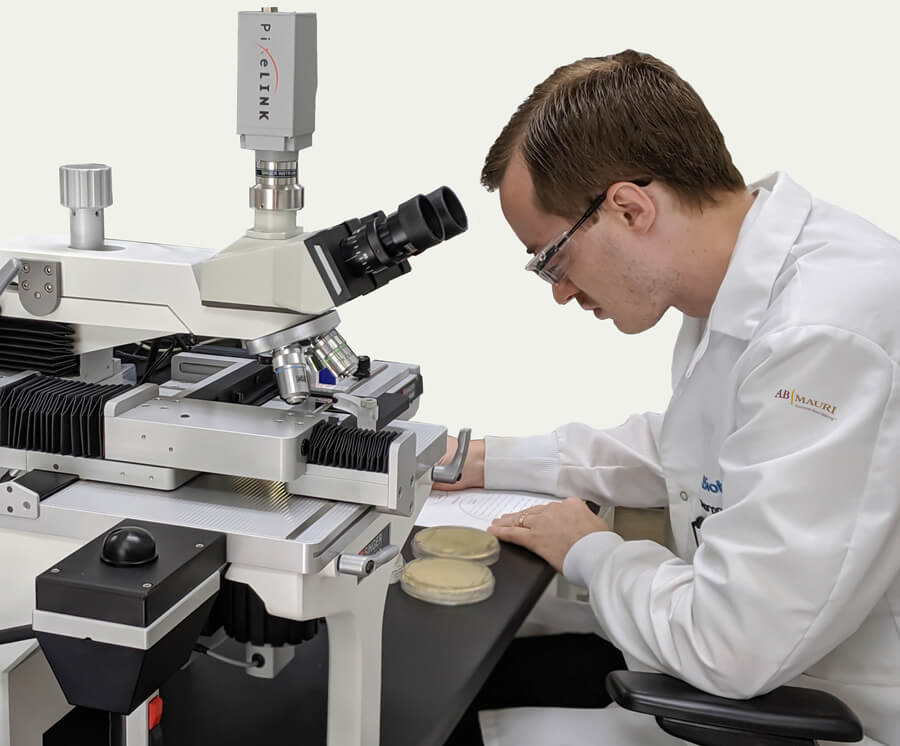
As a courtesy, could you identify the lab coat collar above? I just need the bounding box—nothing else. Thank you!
[708,171,812,341]
[679,172,812,379]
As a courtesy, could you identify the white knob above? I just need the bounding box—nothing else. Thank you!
[59,164,112,210]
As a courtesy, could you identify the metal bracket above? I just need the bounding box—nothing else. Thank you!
[245,643,296,679]
[18,259,62,316]
[331,393,379,431]
[2,469,78,519]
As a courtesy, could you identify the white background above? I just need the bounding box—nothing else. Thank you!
[0,0,897,439]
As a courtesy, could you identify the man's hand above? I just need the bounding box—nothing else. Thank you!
[436,435,485,491]
[488,498,610,573]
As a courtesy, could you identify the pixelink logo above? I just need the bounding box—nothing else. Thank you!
[774,389,837,421]
[256,22,280,121]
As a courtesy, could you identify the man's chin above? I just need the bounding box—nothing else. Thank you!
[613,316,657,335]
[613,318,638,334]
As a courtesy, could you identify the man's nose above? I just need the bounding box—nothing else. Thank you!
[552,278,577,305]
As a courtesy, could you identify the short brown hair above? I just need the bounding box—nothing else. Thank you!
[482,51,744,218]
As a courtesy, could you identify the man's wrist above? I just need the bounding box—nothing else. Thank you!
[562,531,624,589]
[483,434,559,493]
[470,439,486,487]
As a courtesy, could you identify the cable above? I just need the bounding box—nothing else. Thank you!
[0,625,35,645]
[140,338,162,383]
[118,334,241,385]
[193,338,227,347]
[139,338,179,385]
[192,643,263,669]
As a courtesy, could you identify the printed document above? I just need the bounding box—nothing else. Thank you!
[417,489,560,530]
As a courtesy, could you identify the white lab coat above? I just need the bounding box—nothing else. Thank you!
[479,173,900,746]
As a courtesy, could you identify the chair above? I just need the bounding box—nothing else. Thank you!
[605,670,864,745]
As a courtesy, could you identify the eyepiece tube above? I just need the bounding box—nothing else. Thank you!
[339,187,468,277]
[425,186,468,241]
[385,195,444,254]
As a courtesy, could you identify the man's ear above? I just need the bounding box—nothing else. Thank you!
[606,181,655,233]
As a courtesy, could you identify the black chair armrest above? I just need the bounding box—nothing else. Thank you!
[605,671,863,745]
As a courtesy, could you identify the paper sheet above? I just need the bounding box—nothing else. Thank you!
[417,489,560,530]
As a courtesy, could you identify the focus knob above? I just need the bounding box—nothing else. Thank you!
[59,163,113,210]
[59,163,112,250]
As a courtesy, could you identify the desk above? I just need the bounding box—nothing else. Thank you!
[158,528,555,745]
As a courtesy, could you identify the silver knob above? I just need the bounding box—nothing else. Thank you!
[59,164,112,210]
[337,545,400,578]
[59,164,112,250]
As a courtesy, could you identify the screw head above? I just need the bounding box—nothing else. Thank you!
[195,543,204,549]
[43,265,53,275]
[679,490,689,501]
[44,283,53,293]
[21,263,30,273]
[50,568,60,574]
[34,292,41,300]
[20,280,30,290]
[142,582,153,589]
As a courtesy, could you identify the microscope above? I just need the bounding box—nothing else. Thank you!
[0,9,469,746]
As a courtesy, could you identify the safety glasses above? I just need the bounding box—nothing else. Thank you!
[525,178,652,284]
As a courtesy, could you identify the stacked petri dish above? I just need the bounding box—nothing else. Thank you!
[401,526,500,606]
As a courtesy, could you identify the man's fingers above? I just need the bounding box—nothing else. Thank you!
[492,504,549,528]
[492,512,521,527]
[487,524,534,547]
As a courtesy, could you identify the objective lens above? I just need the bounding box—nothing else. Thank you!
[307,329,359,378]
[272,345,312,404]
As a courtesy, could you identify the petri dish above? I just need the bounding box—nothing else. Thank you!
[389,553,405,584]
[412,526,500,566]
[400,558,495,606]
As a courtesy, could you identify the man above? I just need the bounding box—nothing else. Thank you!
[443,51,900,745]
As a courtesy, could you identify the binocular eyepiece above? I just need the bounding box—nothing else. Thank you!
[342,186,468,276]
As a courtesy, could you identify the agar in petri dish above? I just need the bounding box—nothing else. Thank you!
[400,557,495,606]
[412,526,500,566]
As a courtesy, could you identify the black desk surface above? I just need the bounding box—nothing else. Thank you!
[161,528,555,745]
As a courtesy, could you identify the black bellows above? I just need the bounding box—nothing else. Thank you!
[0,318,79,376]
[302,420,399,473]
[0,373,131,458]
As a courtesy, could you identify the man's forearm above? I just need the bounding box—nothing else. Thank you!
[484,415,669,508]
[484,433,560,494]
